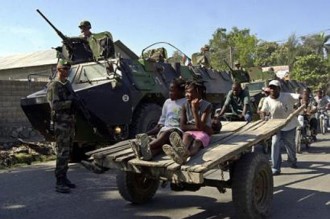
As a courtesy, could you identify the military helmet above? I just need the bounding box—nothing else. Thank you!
[57,59,71,69]
[79,20,91,29]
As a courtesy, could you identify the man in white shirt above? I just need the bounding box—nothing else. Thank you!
[314,90,329,110]
[260,80,300,175]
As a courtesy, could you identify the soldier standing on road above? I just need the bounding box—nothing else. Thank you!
[47,59,76,193]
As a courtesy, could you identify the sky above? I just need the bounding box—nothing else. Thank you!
[1,0,330,58]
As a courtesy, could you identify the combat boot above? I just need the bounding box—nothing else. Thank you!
[64,176,76,188]
[56,177,71,193]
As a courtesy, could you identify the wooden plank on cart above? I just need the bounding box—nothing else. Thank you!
[86,139,131,156]
[220,121,247,132]
[90,140,131,159]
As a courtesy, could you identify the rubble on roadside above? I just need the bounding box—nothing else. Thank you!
[0,138,56,169]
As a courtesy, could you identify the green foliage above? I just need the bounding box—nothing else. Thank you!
[291,54,330,91]
[208,27,257,71]
[190,26,330,90]
[254,41,279,66]
[301,32,330,57]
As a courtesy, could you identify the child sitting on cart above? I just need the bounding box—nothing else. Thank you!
[163,80,213,165]
[130,78,186,160]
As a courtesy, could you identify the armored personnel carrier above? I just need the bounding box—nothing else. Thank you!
[20,11,233,158]
[21,42,232,155]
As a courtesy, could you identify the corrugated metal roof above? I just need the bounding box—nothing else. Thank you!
[0,50,57,70]
[0,40,138,71]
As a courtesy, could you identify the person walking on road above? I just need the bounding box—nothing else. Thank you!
[260,80,300,175]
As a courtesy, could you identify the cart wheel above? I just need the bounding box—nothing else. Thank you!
[232,152,273,219]
[116,171,160,204]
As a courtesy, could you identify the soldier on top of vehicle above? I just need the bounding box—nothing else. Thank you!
[77,20,114,61]
[232,61,250,83]
[191,45,211,68]
[79,20,93,39]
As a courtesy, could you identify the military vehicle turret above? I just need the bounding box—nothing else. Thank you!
[20,10,233,158]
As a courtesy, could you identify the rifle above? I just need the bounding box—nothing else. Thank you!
[223,59,234,72]
[223,59,250,83]
[63,82,98,134]
[36,9,73,50]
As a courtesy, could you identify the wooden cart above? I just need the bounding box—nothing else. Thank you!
[85,107,303,219]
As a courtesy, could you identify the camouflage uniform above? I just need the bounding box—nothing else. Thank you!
[47,63,76,192]
[78,20,113,60]
[232,62,250,83]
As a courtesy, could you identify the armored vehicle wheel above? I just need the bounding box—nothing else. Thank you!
[232,152,273,219]
[130,103,162,137]
[116,171,160,204]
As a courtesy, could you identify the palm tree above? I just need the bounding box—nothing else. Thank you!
[301,32,330,58]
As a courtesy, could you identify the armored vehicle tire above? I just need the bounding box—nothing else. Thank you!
[130,103,162,138]
[231,152,273,219]
[116,171,160,204]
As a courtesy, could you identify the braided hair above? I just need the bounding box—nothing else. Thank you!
[171,78,186,91]
[185,80,206,99]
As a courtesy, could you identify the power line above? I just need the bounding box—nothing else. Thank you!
[273,28,330,43]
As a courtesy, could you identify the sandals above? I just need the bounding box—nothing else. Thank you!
[135,133,152,160]
[163,132,189,165]
[162,144,185,165]
[130,140,141,159]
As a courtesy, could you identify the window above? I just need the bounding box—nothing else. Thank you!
[79,63,110,83]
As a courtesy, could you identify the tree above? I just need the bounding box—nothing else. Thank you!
[254,41,279,66]
[208,27,258,71]
[301,32,330,58]
[291,54,330,91]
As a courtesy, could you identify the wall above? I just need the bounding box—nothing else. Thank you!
[0,80,47,139]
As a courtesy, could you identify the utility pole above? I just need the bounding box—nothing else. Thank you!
[229,46,233,68]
